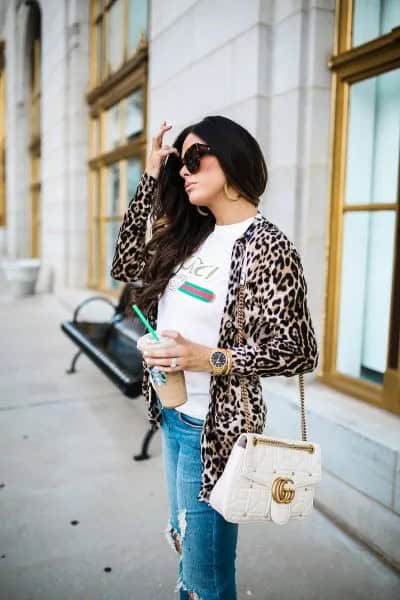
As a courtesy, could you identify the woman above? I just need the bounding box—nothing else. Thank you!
[111,115,319,599]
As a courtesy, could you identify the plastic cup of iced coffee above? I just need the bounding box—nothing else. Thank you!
[137,332,187,409]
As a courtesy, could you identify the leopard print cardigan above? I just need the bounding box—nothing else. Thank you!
[111,171,319,503]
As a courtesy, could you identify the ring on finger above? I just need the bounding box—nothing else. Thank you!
[170,357,178,368]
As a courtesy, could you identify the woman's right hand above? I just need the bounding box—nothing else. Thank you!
[145,121,180,180]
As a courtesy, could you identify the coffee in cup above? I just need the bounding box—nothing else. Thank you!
[137,333,187,408]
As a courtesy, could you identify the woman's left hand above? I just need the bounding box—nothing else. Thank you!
[143,330,212,373]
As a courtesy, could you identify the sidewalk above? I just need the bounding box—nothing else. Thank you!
[0,292,399,600]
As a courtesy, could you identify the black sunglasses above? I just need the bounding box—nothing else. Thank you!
[178,143,213,174]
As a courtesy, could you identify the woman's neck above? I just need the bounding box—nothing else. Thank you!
[213,204,258,226]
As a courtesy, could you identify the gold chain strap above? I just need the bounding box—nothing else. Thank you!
[236,283,253,434]
[236,281,308,441]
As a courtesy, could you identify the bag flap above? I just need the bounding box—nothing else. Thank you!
[240,433,322,487]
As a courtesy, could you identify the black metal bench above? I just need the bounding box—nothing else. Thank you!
[60,284,157,460]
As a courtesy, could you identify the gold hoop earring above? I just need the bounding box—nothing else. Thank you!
[196,206,209,216]
[224,182,241,202]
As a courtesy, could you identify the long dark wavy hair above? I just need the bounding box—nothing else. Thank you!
[126,115,268,318]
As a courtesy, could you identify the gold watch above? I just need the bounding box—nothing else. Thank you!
[209,348,232,376]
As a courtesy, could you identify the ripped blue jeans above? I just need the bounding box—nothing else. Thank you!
[159,400,239,600]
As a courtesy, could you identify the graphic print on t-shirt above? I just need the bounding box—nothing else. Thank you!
[168,272,216,303]
[167,254,219,303]
[178,280,215,302]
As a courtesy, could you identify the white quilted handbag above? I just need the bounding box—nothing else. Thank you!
[209,260,322,525]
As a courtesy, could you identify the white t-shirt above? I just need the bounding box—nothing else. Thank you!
[155,215,256,420]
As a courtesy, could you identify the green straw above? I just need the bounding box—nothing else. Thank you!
[132,304,160,341]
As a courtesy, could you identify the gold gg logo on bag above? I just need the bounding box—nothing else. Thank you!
[271,477,296,504]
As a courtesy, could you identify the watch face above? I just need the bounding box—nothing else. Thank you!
[212,351,227,367]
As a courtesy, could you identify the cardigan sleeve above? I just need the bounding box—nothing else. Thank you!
[229,244,319,378]
[110,171,157,282]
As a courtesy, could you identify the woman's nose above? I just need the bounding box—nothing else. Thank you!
[179,164,189,178]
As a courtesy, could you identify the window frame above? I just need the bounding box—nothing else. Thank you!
[88,0,149,295]
[89,0,148,89]
[322,0,400,414]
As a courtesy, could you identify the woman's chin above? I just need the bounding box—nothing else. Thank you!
[188,196,203,206]
[187,191,209,210]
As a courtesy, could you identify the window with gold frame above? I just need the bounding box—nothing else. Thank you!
[324,0,400,414]
[88,0,148,295]
[0,42,5,228]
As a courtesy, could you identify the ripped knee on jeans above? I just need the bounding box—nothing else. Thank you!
[165,509,187,555]
[170,511,203,600]
[176,576,203,600]
[165,523,182,554]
